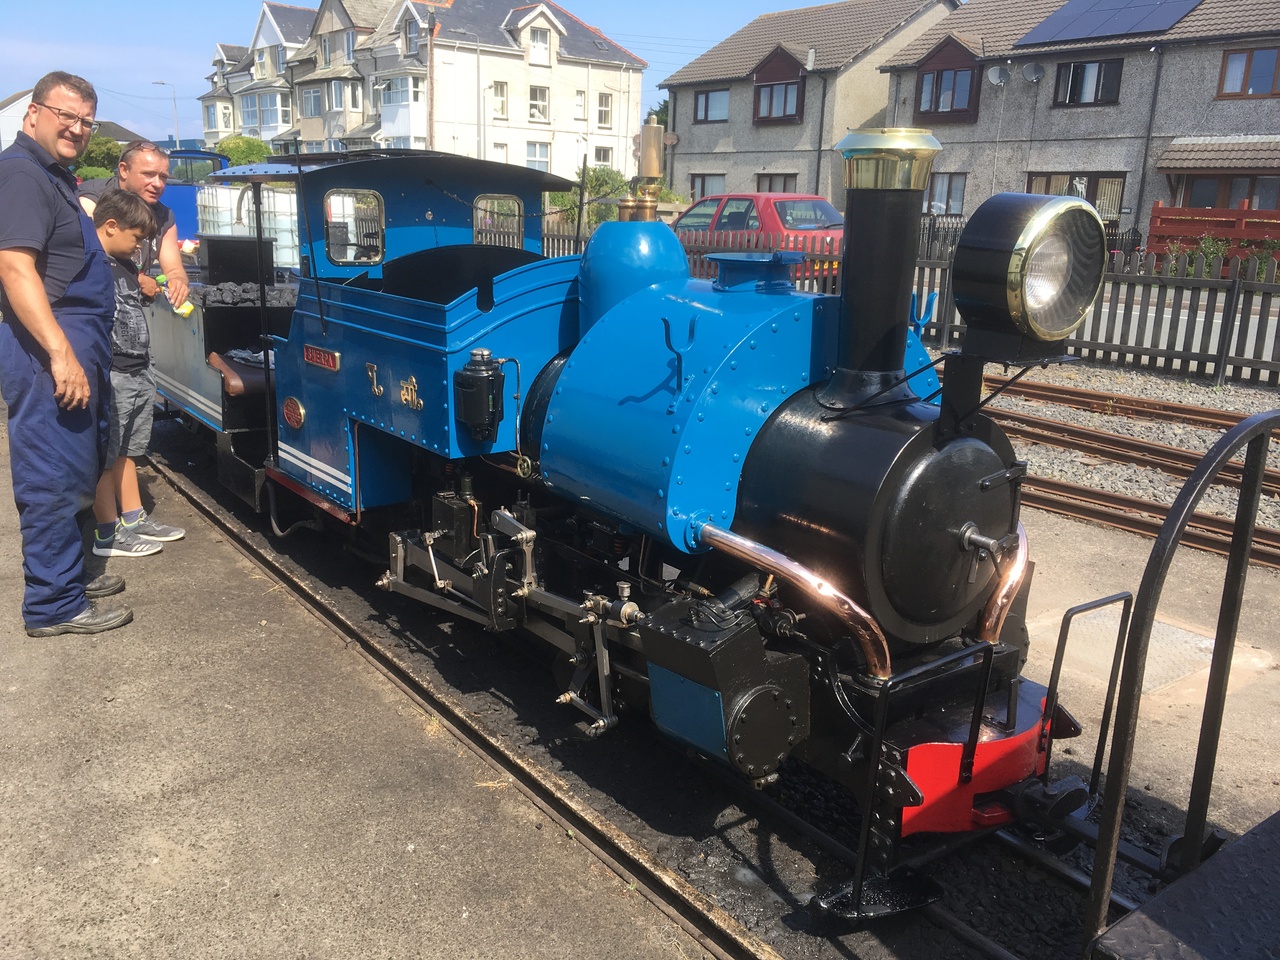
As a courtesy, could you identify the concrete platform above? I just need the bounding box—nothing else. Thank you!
[0,427,710,958]
[2,413,1278,958]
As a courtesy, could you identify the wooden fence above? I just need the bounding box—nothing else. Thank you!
[538,220,1280,388]
[1147,202,1280,256]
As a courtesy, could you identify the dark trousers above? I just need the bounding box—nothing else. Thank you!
[0,316,109,628]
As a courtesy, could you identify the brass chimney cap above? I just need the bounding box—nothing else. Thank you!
[834,127,941,191]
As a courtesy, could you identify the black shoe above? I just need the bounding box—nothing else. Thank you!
[26,600,134,637]
[85,573,126,599]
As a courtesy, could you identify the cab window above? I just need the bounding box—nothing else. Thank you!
[325,189,384,264]
[474,194,524,248]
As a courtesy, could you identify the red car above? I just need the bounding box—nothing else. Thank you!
[671,193,844,280]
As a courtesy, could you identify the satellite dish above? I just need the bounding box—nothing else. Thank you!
[1023,62,1045,83]
[987,65,1010,86]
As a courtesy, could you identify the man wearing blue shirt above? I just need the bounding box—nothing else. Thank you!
[0,71,133,636]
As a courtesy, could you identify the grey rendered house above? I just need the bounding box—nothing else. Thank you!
[878,0,1280,239]
[659,0,959,203]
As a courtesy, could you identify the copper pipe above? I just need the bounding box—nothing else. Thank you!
[977,522,1029,644]
[696,522,891,679]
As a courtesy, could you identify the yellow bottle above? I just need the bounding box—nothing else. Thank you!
[155,274,195,318]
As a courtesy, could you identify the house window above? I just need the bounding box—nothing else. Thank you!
[383,78,407,105]
[240,94,259,127]
[350,83,362,111]
[1028,172,1125,221]
[260,94,279,127]
[344,30,355,63]
[1054,60,1123,106]
[255,49,266,79]
[755,82,800,121]
[757,173,796,192]
[917,68,975,117]
[277,45,288,74]
[492,81,508,118]
[303,87,323,118]
[322,36,331,67]
[690,174,725,200]
[575,90,586,119]
[694,89,729,122]
[1220,48,1280,97]
[926,173,966,214]
[302,141,325,153]
[220,104,232,128]
[330,80,345,111]
[404,20,419,55]
[529,86,549,122]
[205,104,217,129]
[526,141,550,172]
[1183,174,1280,210]
[530,27,550,66]
[594,146,613,166]
[597,93,612,128]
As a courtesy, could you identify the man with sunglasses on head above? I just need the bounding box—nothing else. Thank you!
[0,71,133,636]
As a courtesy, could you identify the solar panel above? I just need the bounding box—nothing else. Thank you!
[1015,0,1205,47]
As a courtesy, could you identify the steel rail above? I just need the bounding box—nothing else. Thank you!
[991,408,1280,496]
[146,450,785,960]
[1022,475,1280,568]
[984,375,1250,432]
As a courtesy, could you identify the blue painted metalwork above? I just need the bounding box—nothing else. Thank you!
[539,245,837,552]
[647,663,728,761]
[272,256,580,509]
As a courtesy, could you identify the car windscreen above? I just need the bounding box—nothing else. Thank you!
[775,199,843,230]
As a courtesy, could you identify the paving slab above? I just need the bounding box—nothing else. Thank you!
[0,418,710,960]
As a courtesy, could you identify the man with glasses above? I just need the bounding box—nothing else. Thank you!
[0,71,133,636]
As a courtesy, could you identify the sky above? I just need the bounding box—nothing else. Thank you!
[0,0,792,144]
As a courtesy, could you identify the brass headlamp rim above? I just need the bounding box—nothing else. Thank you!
[1005,195,1105,341]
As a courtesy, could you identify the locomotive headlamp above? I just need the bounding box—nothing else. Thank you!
[952,194,1105,361]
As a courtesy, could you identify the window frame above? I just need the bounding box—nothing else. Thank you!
[492,81,508,118]
[404,20,419,55]
[205,104,217,129]
[277,45,288,75]
[1053,59,1124,107]
[255,49,266,79]
[344,30,355,64]
[473,194,524,248]
[925,172,966,215]
[1218,47,1280,98]
[529,85,549,123]
[526,141,550,172]
[324,188,385,266]
[330,79,345,111]
[529,27,550,67]
[689,174,725,201]
[916,67,976,121]
[694,88,730,123]
[597,92,612,129]
[321,36,331,68]
[593,146,613,167]
[756,173,797,193]
[302,87,323,118]
[240,94,259,128]
[754,81,801,123]
[1027,171,1126,222]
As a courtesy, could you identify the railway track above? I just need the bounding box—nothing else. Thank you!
[982,376,1280,568]
[984,375,1256,432]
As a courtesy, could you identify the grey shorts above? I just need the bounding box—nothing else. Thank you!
[106,366,156,461]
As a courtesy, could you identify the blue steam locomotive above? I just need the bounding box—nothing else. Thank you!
[152,125,1106,919]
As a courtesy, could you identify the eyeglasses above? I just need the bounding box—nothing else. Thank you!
[35,102,100,135]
